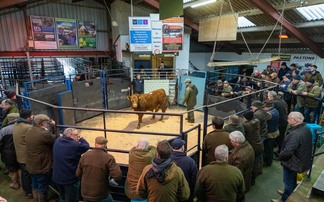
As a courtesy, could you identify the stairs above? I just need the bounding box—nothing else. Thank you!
[312,170,324,197]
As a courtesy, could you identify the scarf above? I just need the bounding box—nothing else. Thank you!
[146,158,172,183]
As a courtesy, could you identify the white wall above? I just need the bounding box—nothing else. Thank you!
[174,34,190,70]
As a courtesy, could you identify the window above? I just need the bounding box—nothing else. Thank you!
[296,4,324,21]
[237,17,256,28]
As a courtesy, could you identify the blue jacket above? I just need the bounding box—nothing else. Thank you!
[132,79,144,94]
[170,151,198,202]
[52,136,89,185]
[267,108,279,133]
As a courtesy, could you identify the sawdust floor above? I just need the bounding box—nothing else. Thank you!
[76,106,214,164]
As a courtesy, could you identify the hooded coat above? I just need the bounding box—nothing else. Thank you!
[137,162,190,202]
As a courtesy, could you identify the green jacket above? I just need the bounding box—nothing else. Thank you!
[288,80,306,107]
[182,84,198,107]
[137,162,190,202]
[203,129,232,165]
[195,161,245,202]
[125,146,157,199]
[229,141,255,192]
[2,105,19,126]
[222,85,232,97]
[224,123,245,136]
[305,83,321,108]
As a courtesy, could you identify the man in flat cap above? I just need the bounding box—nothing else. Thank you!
[76,136,122,202]
[287,75,306,114]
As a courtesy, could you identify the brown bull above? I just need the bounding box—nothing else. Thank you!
[128,89,168,129]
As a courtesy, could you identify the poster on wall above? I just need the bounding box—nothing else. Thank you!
[290,54,316,67]
[78,20,96,49]
[129,17,152,52]
[162,17,183,52]
[55,18,78,49]
[150,14,163,55]
[30,16,57,49]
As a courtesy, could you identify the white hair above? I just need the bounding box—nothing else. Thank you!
[268,91,278,99]
[229,131,246,144]
[136,138,149,150]
[289,112,304,124]
[63,128,77,137]
[214,144,229,161]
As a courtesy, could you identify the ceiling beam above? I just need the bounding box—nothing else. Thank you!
[232,36,324,45]
[0,0,28,9]
[250,0,324,58]
[192,0,324,23]
[142,0,242,55]
[238,20,324,33]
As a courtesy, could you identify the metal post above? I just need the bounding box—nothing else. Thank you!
[308,131,320,179]
[180,114,184,139]
[260,81,264,102]
[197,124,201,169]
[103,111,107,139]
[26,51,35,89]
[100,70,108,109]
[202,105,208,166]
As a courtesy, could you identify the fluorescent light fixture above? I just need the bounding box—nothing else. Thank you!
[279,34,288,39]
[183,0,194,3]
[237,16,256,28]
[191,0,216,8]
[296,4,324,21]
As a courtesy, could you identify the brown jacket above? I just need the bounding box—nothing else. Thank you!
[25,126,56,174]
[137,162,190,202]
[76,148,122,201]
[12,118,32,164]
[195,161,245,202]
[229,141,255,192]
[203,129,232,165]
[125,146,156,199]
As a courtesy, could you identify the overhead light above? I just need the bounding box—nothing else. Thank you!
[191,0,216,8]
[279,34,289,39]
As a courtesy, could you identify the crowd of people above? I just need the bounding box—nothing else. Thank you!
[0,61,320,202]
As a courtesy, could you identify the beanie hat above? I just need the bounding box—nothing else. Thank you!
[4,91,16,99]
[20,109,32,119]
[293,75,301,81]
[281,62,287,66]
[171,139,186,150]
[307,78,315,84]
[243,111,254,121]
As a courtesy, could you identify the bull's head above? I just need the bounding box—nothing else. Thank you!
[127,94,140,108]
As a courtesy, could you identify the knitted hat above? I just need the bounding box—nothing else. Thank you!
[7,113,19,122]
[95,136,108,145]
[281,62,287,66]
[293,75,301,81]
[4,91,16,99]
[307,78,315,84]
[243,111,254,121]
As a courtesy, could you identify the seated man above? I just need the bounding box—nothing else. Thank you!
[221,81,233,98]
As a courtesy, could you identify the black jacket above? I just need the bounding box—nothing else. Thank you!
[170,151,198,202]
[279,123,312,173]
[0,122,19,170]
[273,98,288,127]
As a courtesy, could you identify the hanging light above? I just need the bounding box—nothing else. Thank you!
[279,34,289,39]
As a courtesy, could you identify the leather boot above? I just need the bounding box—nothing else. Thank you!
[9,171,20,190]
[38,191,47,202]
[32,189,39,202]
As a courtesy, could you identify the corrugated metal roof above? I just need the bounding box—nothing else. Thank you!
[296,4,324,21]
[0,8,27,51]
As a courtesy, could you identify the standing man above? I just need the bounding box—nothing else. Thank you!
[224,114,245,135]
[1,99,19,127]
[195,144,245,202]
[278,62,290,81]
[302,78,321,123]
[76,136,122,202]
[137,140,190,201]
[182,78,198,123]
[251,100,270,141]
[303,65,323,87]
[132,74,144,94]
[12,109,33,198]
[125,138,156,200]
[267,91,288,157]
[287,75,306,114]
[229,131,255,192]
[170,139,198,202]
[52,128,90,202]
[272,112,312,202]
[158,61,167,79]
[26,114,56,201]
[203,116,232,165]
